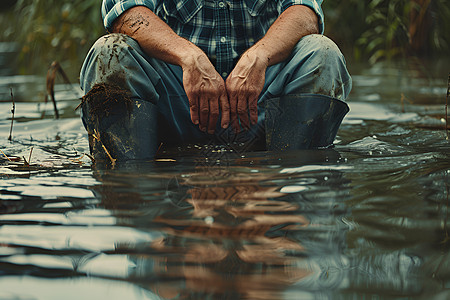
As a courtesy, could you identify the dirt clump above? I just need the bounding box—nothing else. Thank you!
[79,83,133,118]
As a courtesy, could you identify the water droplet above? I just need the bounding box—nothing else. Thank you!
[204,216,214,224]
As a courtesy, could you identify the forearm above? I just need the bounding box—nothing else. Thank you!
[248,5,319,66]
[111,6,204,68]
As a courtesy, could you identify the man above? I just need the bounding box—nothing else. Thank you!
[80,0,352,160]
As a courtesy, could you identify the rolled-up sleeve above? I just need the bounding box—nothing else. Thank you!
[101,0,156,31]
[277,0,324,34]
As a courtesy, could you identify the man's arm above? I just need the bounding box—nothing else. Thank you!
[111,6,229,133]
[226,5,319,130]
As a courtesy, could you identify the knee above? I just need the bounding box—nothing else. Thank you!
[299,34,341,52]
[294,34,346,72]
[92,33,137,51]
[81,33,139,91]
[291,34,352,99]
[91,33,138,65]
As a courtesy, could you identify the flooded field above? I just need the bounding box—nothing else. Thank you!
[0,41,449,299]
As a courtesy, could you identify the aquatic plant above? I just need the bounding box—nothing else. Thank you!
[0,0,104,77]
[324,0,450,63]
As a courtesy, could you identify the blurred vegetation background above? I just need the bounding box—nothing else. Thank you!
[0,0,449,79]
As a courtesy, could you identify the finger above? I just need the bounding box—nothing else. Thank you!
[189,96,199,126]
[249,96,258,126]
[219,92,230,129]
[228,92,239,133]
[208,98,219,134]
[199,96,209,132]
[230,103,240,133]
[237,96,250,130]
[231,117,240,133]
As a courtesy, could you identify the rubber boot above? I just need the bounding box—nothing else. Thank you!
[265,94,349,150]
[80,84,158,162]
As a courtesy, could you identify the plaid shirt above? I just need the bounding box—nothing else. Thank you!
[102,0,324,76]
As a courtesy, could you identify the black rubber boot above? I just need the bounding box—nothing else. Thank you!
[265,94,349,150]
[80,84,158,162]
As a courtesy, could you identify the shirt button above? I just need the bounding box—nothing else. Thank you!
[220,37,226,43]
[218,2,225,8]
[222,72,228,77]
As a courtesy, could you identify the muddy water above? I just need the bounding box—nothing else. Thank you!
[1,44,449,299]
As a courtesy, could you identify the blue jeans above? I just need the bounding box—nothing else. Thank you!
[80,33,352,159]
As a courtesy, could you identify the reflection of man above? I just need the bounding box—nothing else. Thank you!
[80,0,352,160]
[151,167,311,298]
[90,159,352,297]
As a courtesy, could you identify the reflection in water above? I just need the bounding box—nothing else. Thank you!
[0,147,437,299]
[85,151,351,299]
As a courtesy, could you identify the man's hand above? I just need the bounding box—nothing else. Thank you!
[225,5,319,132]
[226,48,268,131]
[182,52,230,134]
